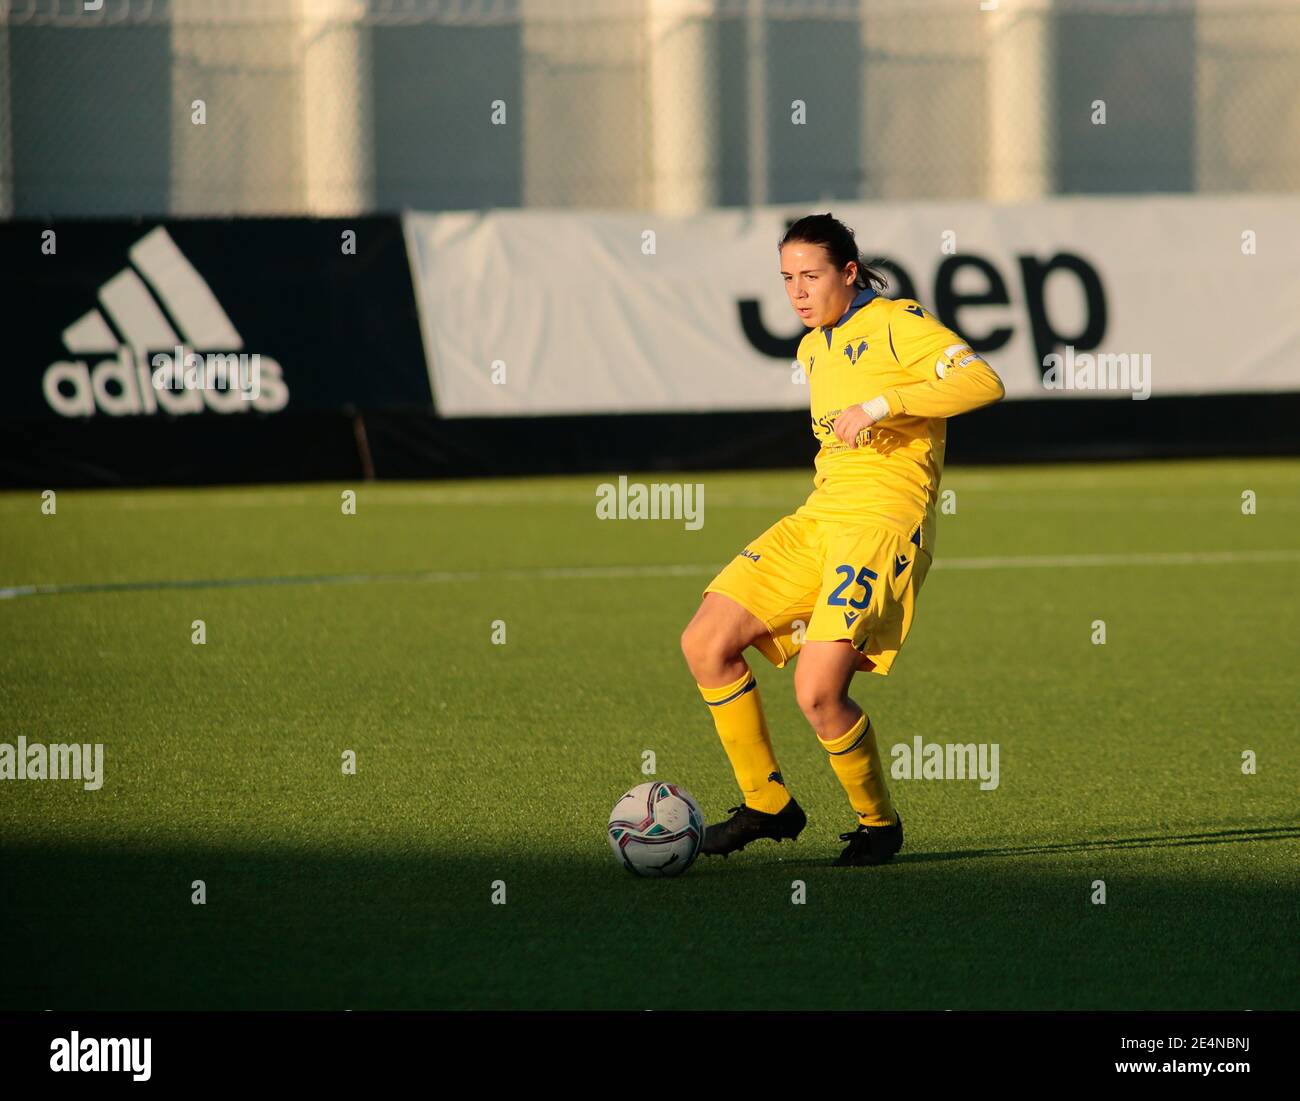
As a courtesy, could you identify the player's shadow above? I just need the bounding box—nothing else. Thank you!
[737,823,1300,874]
[5,831,1297,1010]
[905,823,1300,864]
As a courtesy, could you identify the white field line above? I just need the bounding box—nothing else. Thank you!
[1,549,1297,600]
[1,465,1298,512]
[1,490,1297,512]
[931,549,1300,570]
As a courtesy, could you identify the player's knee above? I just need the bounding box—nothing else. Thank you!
[679,620,703,664]
[794,676,841,723]
[681,609,742,679]
[680,616,720,675]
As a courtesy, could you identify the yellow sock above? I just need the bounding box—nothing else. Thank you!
[698,666,790,814]
[822,711,897,827]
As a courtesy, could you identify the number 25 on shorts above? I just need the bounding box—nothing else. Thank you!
[826,564,878,609]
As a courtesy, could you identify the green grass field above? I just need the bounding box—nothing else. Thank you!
[1,458,1297,1010]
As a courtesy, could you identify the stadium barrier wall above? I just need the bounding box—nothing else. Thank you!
[2,200,1298,487]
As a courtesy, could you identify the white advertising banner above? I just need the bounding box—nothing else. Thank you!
[403,196,1300,417]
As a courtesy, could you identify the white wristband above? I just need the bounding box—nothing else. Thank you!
[860,395,891,422]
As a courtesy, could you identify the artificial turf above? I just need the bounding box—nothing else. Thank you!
[1,458,1297,1009]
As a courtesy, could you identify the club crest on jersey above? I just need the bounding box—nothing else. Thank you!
[842,340,868,365]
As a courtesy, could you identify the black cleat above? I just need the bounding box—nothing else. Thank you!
[834,813,904,866]
[701,795,807,857]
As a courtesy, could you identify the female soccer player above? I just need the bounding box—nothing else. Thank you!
[680,212,1005,866]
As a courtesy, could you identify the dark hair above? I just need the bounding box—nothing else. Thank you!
[779,213,888,292]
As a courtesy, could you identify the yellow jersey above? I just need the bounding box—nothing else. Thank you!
[795,288,1005,531]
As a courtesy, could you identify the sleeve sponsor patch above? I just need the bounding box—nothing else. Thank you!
[935,343,986,378]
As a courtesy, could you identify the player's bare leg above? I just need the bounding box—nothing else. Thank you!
[792,639,862,738]
[795,639,904,866]
[679,592,769,687]
[681,593,806,855]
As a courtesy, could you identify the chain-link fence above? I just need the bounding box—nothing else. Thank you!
[2,0,1298,217]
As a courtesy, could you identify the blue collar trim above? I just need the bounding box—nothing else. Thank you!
[821,287,878,347]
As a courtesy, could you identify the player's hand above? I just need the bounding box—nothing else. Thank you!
[832,403,878,448]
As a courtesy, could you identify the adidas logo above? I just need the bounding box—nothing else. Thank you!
[43,226,289,418]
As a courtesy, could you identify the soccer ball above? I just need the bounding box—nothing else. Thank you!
[607,781,705,877]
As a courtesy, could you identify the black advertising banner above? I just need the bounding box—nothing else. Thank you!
[1,216,431,419]
[0,217,430,485]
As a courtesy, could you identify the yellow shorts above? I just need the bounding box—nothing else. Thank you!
[703,510,934,676]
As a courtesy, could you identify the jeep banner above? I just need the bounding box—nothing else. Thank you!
[2,217,431,421]
[403,196,1300,417]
